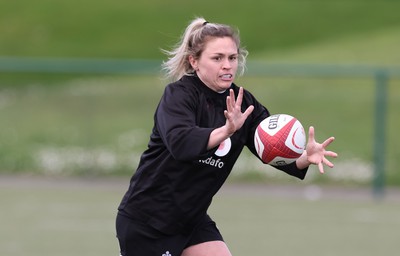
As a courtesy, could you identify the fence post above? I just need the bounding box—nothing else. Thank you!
[373,70,388,199]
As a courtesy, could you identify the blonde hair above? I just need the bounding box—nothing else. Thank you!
[162,17,248,81]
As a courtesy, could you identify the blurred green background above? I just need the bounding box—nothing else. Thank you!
[1,1,400,255]
[1,0,399,184]
[2,0,400,62]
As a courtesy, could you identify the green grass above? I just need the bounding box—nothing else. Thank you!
[0,179,399,256]
[0,182,120,256]
[211,191,400,256]
[2,0,400,59]
[1,0,400,184]
[258,26,400,66]
[1,75,399,185]
[0,75,164,175]
[1,2,400,255]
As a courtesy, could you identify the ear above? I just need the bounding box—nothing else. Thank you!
[189,55,198,70]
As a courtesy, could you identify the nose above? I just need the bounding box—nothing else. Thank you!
[222,58,232,69]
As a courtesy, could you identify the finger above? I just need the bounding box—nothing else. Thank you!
[325,151,338,158]
[224,110,229,120]
[322,137,335,148]
[323,157,334,168]
[308,126,316,143]
[235,87,244,107]
[229,89,235,107]
[318,162,324,174]
[226,95,232,113]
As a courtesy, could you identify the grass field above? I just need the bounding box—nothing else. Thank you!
[2,0,400,60]
[1,74,399,185]
[1,2,400,255]
[2,0,400,184]
[1,176,399,256]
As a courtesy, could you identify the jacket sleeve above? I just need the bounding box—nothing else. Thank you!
[275,162,308,180]
[155,84,214,161]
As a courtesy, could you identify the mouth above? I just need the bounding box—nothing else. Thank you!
[220,74,233,80]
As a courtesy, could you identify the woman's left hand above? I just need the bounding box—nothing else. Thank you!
[297,126,338,173]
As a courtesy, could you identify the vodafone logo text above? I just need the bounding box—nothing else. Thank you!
[198,138,231,168]
[199,157,224,168]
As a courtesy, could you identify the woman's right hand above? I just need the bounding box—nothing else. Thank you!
[207,87,253,150]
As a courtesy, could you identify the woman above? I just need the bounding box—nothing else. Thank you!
[116,17,337,256]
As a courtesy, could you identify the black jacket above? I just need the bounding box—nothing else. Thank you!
[118,75,307,234]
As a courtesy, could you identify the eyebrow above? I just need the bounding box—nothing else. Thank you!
[211,53,238,56]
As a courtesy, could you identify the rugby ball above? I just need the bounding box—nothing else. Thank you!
[254,114,306,166]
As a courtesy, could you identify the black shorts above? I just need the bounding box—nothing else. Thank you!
[116,213,224,256]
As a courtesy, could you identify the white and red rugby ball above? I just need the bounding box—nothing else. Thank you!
[254,114,306,166]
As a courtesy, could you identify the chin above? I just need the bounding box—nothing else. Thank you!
[220,82,233,89]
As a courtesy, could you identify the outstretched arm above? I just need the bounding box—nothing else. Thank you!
[296,126,338,173]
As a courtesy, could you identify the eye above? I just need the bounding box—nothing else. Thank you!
[229,55,238,61]
[213,56,222,61]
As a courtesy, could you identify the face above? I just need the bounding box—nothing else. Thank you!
[189,37,239,92]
